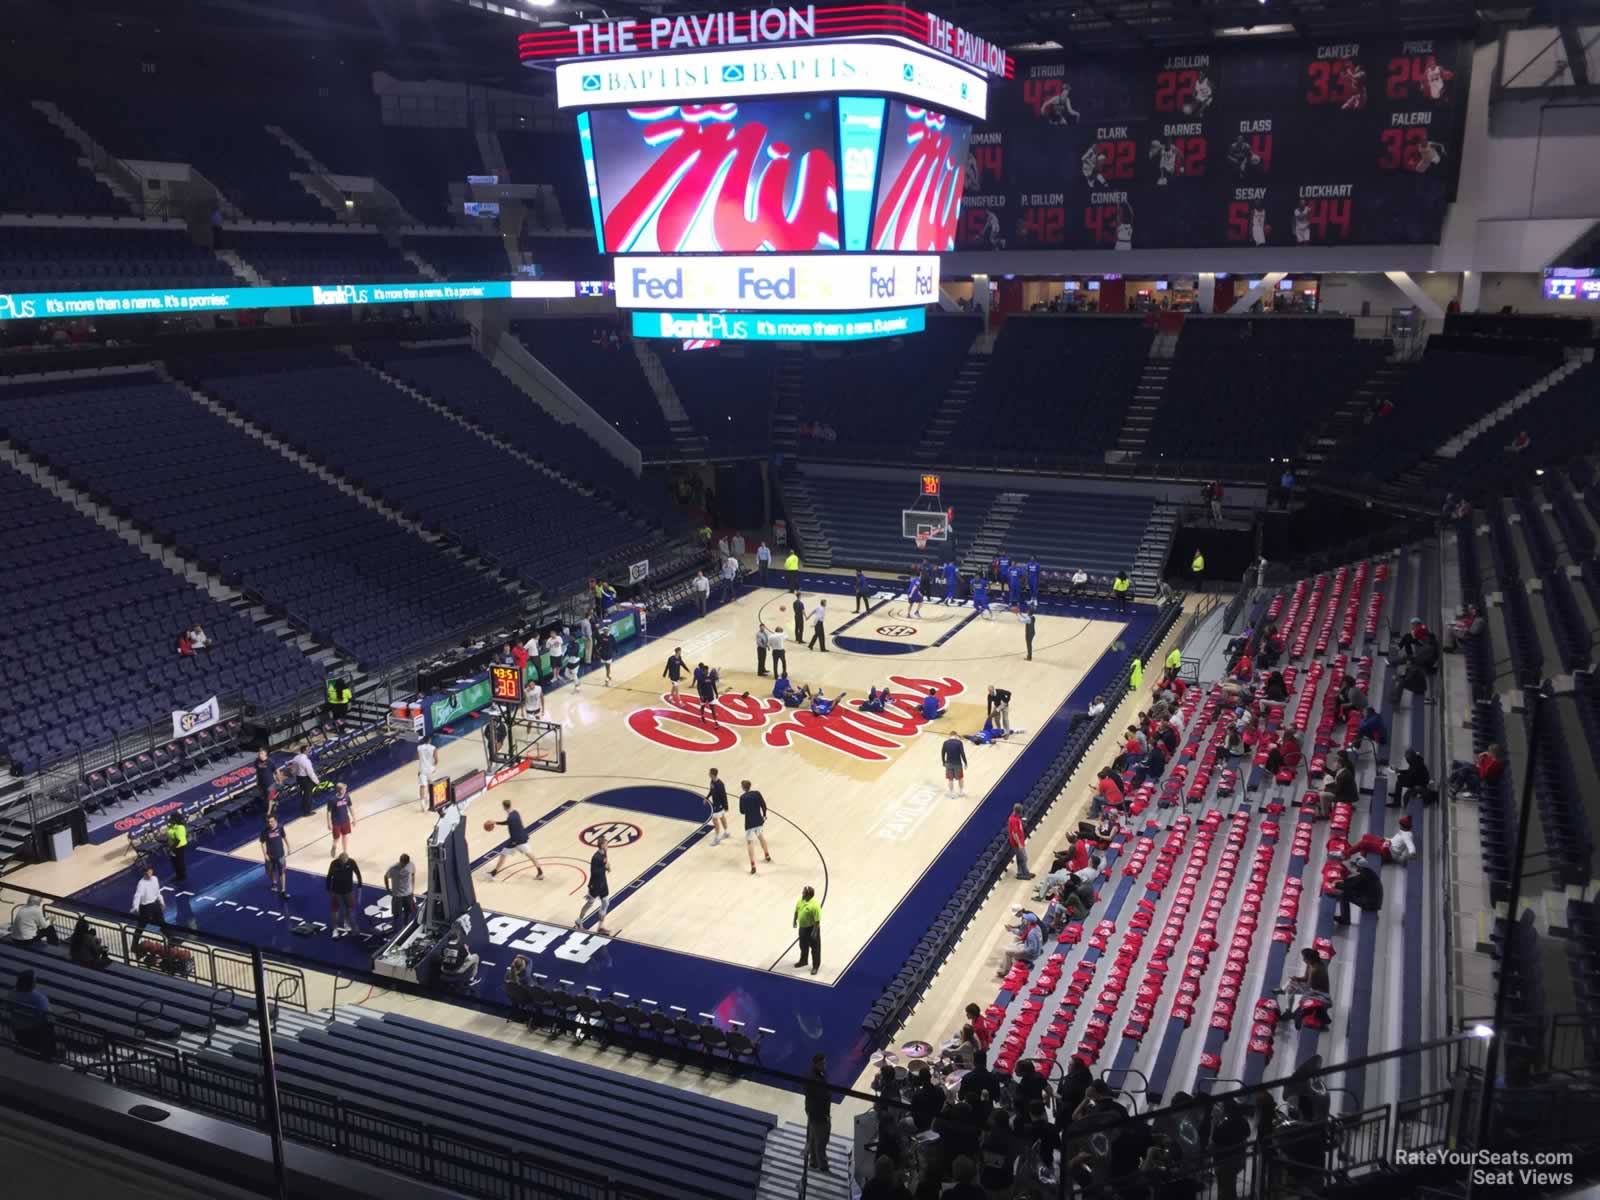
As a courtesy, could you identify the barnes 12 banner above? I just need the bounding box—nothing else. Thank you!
[958,36,1472,250]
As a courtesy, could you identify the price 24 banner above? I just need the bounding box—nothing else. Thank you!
[957,36,1470,250]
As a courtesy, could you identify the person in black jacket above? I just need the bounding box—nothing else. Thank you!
[1393,748,1431,807]
[1210,1097,1251,1200]
[804,1054,832,1172]
[1332,857,1384,925]
[909,1063,945,1132]
[326,852,363,937]
[793,594,807,642]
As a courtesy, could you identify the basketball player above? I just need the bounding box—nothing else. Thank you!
[941,729,968,797]
[907,573,924,618]
[417,736,437,811]
[705,767,730,845]
[979,209,1006,251]
[260,815,290,899]
[1026,556,1041,604]
[1227,135,1262,177]
[1081,145,1108,188]
[523,675,544,721]
[326,782,355,859]
[739,780,772,875]
[1407,140,1446,173]
[1250,203,1269,247]
[1294,200,1312,245]
[577,841,613,934]
[1040,84,1078,125]
[1114,200,1134,251]
[1187,71,1214,115]
[963,148,979,193]
[1424,59,1453,100]
[594,625,616,686]
[488,797,544,880]
[972,574,993,620]
[943,559,960,605]
[1151,139,1180,186]
[694,662,720,726]
[793,593,807,641]
[662,647,687,697]
[1339,60,1367,109]
[563,633,582,690]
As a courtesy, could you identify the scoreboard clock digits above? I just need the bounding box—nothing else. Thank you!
[489,663,525,706]
[920,474,942,497]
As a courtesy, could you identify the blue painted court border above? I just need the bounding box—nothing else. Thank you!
[72,572,1155,1093]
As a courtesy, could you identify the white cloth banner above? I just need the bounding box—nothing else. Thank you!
[172,695,221,739]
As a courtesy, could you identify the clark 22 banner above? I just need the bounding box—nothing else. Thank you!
[957,36,1471,250]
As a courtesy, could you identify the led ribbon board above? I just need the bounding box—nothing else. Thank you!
[632,307,926,341]
[555,41,987,121]
[0,279,595,322]
[613,253,939,310]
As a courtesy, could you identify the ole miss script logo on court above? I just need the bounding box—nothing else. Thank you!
[627,675,964,762]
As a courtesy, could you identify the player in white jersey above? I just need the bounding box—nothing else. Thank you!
[1293,202,1311,245]
[1041,85,1079,125]
[1114,200,1134,251]
[1424,61,1453,100]
[1081,144,1107,187]
[1339,61,1367,109]
[1150,139,1180,185]
[1251,204,1268,246]
[1408,141,1446,173]
[1186,72,1214,115]
[980,209,1005,250]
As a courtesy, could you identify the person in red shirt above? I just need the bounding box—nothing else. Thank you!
[1093,768,1124,816]
[1450,743,1505,796]
[964,1002,995,1051]
[1007,803,1032,880]
[509,640,530,673]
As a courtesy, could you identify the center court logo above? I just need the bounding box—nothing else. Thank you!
[626,674,965,761]
[876,625,917,637]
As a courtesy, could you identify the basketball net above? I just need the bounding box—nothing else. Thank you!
[915,533,929,551]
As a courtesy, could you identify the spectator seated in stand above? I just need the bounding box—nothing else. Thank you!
[1355,706,1387,753]
[1263,670,1290,703]
[5,969,55,1058]
[1392,749,1432,807]
[1443,604,1485,652]
[8,896,59,945]
[1331,857,1384,926]
[69,916,112,969]
[437,926,479,988]
[998,912,1045,976]
[1449,743,1506,799]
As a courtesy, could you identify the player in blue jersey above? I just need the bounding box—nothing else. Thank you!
[907,574,924,618]
[1027,557,1041,604]
[1008,563,1025,608]
[972,576,993,619]
[943,560,959,605]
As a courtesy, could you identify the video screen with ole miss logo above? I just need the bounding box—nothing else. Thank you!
[581,95,972,254]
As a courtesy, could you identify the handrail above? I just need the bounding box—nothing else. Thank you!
[207,983,237,1047]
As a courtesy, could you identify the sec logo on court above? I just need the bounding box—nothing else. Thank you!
[876,625,917,637]
[581,821,644,848]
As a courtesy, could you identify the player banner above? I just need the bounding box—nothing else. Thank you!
[172,694,221,739]
[959,35,1470,250]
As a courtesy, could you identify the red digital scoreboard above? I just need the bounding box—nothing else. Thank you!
[489,664,525,707]
[921,474,942,497]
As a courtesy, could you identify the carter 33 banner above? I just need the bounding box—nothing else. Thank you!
[957,36,1471,250]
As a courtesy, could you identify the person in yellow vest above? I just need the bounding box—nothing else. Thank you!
[792,884,822,975]
[1112,570,1131,613]
[326,677,351,720]
[784,550,801,593]
[1165,646,1183,675]
[166,811,189,882]
[1129,655,1143,694]
[1191,548,1206,579]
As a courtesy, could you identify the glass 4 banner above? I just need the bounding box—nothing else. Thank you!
[957,35,1471,250]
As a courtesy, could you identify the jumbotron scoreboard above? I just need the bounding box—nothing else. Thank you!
[519,5,1012,342]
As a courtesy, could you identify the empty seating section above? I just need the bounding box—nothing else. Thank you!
[0,467,320,771]
[0,373,515,666]
[1144,318,1381,465]
[510,319,674,454]
[1433,360,1600,499]
[360,340,671,528]
[1003,492,1155,576]
[54,96,328,222]
[0,226,236,292]
[499,132,592,231]
[949,317,1152,467]
[803,473,1005,568]
[401,234,510,281]
[791,316,981,457]
[181,350,647,594]
[217,230,419,286]
[657,345,775,456]
[1329,349,1554,485]
[0,100,126,216]
[521,235,609,279]
[280,117,482,226]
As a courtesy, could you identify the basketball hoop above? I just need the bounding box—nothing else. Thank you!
[915,533,929,551]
